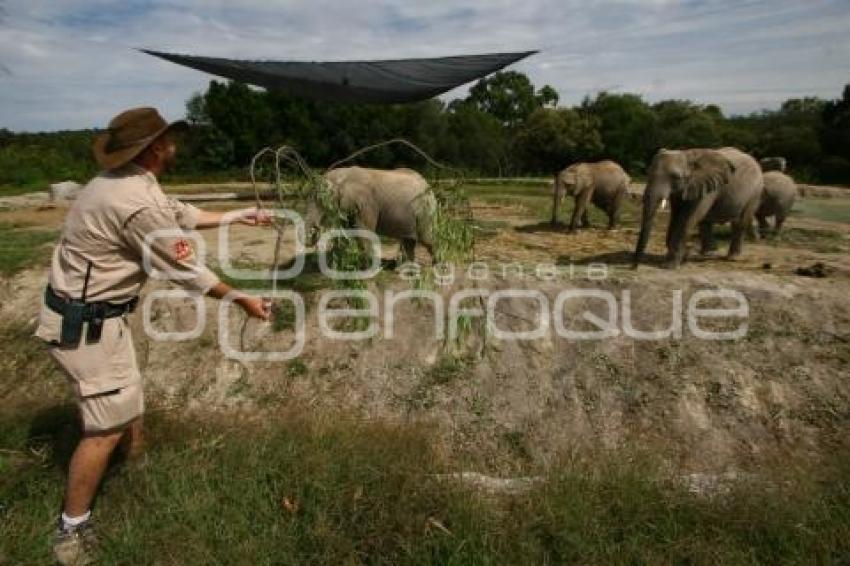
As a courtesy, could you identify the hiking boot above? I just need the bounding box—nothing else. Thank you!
[52,518,97,565]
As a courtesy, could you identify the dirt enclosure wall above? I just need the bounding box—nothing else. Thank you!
[122,267,850,474]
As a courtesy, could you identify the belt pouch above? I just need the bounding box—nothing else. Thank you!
[60,302,86,347]
[86,304,105,344]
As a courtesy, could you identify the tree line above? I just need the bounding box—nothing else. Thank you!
[1,71,849,189]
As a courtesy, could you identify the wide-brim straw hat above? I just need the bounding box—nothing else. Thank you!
[92,107,188,170]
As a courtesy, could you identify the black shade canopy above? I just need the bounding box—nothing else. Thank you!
[141,49,537,104]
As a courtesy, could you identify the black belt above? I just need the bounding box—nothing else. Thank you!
[45,286,138,347]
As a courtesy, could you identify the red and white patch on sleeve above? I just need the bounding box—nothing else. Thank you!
[173,239,194,261]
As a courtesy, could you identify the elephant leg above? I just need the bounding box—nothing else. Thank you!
[423,242,435,262]
[728,221,746,259]
[729,197,760,259]
[551,179,564,226]
[418,229,435,263]
[756,215,770,239]
[568,198,581,232]
[747,217,760,241]
[665,199,685,259]
[665,218,675,252]
[352,230,376,263]
[774,213,786,237]
[699,220,716,255]
[569,190,592,232]
[351,211,380,264]
[581,209,591,228]
[608,190,624,229]
[666,197,714,268]
[664,211,690,268]
[401,238,417,263]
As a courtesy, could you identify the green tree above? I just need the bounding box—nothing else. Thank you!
[652,100,722,149]
[754,97,826,176]
[202,81,280,165]
[719,121,759,153]
[394,100,450,171]
[466,71,558,127]
[536,85,559,108]
[177,93,236,173]
[444,102,507,175]
[780,97,827,124]
[820,84,850,181]
[582,92,657,173]
[513,107,602,174]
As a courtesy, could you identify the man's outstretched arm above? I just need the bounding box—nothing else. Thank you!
[193,208,272,229]
[125,208,271,321]
[206,281,270,320]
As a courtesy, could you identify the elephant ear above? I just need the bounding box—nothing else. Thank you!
[683,151,736,201]
[554,165,575,195]
[562,165,579,185]
[577,164,594,188]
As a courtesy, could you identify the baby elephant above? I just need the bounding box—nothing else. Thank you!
[552,160,629,231]
[755,171,797,237]
[305,166,436,261]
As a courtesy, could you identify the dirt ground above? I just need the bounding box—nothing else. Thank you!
[2,185,849,477]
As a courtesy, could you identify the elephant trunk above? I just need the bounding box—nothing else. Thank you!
[551,172,562,226]
[304,199,323,247]
[633,191,662,268]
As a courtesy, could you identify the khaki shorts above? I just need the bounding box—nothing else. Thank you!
[35,304,144,433]
[76,381,145,433]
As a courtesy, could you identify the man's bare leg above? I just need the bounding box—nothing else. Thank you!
[121,417,145,460]
[63,429,125,517]
[55,419,140,564]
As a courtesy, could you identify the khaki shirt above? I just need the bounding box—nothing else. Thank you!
[45,164,219,303]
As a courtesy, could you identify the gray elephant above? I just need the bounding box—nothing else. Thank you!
[759,157,787,173]
[634,147,764,269]
[755,171,797,237]
[552,160,629,230]
[305,166,436,261]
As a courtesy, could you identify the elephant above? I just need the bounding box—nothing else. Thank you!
[551,160,629,231]
[754,171,797,237]
[305,166,436,261]
[759,157,787,173]
[633,147,764,269]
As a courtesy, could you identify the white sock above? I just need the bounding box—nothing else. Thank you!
[61,510,91,529]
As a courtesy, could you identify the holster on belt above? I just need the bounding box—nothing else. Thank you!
[45,286,138,348]
[60,301,87,347]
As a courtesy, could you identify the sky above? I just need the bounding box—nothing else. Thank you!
[1,0,849,132]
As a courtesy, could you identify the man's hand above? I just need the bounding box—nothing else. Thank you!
[237,295,272,320]
[206,282,270,320]
[193,208,273,229]
[236,208,273,227]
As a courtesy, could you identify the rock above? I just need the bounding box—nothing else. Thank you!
[681,470,755,496]
[434,471,542,495]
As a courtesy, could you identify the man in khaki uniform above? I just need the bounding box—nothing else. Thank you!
[35,107,271,565]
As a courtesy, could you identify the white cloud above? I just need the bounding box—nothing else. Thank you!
[0,0,848,131]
